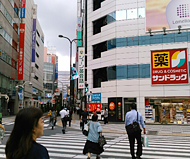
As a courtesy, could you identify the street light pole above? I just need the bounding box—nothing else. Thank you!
[58,35,80,111]
[16,81,32,108]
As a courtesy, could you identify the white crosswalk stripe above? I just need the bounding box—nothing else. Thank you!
[0,130,190,158]
[38,133,190,159]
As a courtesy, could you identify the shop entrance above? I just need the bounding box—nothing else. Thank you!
[146,97,190,124]
[124,98,137,116]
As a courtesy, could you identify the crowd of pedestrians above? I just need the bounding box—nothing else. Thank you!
[2,103,147,159]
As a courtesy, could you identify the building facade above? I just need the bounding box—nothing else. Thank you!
[0,0,20,115]
[17,0,44,112]
[87,0,190,124]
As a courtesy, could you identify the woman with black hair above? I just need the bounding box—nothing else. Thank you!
[83,114,104,159]
[5,107,49,159]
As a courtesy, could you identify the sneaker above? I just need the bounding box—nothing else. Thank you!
[87,157,90,159]
[96,156,100,159]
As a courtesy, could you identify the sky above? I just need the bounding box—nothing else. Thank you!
[33,0,78,71]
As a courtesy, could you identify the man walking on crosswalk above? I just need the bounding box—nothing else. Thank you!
[125,103,146,159]
[59,107,68,134]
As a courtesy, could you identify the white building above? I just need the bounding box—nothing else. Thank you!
[18,0,44,111]
[86,0,190,124]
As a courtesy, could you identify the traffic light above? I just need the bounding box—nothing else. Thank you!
[85,83,89,93]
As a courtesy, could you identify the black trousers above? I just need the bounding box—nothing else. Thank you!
[104,117,108,124]
[127,131,142,158]
[82,118,87,130]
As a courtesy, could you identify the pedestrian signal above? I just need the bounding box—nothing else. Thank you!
[85,84,89,93]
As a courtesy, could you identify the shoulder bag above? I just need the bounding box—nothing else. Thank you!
[126,112,141,135]
[98,132,107,147]
[82,121,90,136]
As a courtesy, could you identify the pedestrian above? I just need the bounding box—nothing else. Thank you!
[59,107,68,134]
[54,110,57,126]
[83,114,104,159]
[5,107,49,159]
[104,108,108,124]
[80,108,89,130]
[161,107,167,124]
[68,107,73,127]
[125,103,146,159]
[49,108,55,130]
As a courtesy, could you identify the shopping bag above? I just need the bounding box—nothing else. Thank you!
[141,135,148,147]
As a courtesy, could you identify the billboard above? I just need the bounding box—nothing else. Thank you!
[146,0,190,31]
[151,48,189,85]
[87,103,101,112]
[18,23,25,80]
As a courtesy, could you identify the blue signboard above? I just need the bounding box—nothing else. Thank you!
[20,8,25,18]
[91,93,101,101]
[31,19,36,62]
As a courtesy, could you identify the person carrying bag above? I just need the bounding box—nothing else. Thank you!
[83,115,104,159]
[125,103,146,159]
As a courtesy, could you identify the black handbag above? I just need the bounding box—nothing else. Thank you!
[98,132,107,147]
[126,112,141,135]
[82,122,90,136]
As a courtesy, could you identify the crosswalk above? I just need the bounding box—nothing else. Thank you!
[1,122,190,159]
[38,133,190,159]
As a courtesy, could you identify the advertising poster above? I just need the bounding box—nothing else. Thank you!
[108,97,122,122]
[87,103,101,112]
[151,48,189,85]
[146,0,190,31]
[18,23,25,80]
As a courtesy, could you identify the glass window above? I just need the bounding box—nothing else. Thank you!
[116,10,126,20]
[127,65,139,79]
[108,66,116,80]
[107,39,116,50]
[150,34,163,44]
[138,8,145,18]
[139,64,150,78]
[127,9,137,19]
[127,36,138,46]
[116,38,127,47]
[107,12,116,24]
[175,32,188,43]
[116,65,127,79]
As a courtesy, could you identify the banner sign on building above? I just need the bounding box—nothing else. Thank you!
[91,93,101,101]
[146,0,190,31]
[18,23,25,80]
[31,19,36,63]
[78,47,85,89]
[151,48,189,85]
[77,17,82,32]
[20,0,26,18]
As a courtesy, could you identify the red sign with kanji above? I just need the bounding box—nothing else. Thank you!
[18,23,25,80]
[87,103,101,112]
[151,48,189,85]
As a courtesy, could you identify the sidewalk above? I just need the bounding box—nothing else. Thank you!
[3,113,190,136]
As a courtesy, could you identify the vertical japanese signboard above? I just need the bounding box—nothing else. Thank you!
[151,48,189,85]
[18,23,25,80]
[78,47,85,89]
[20,0,26,18]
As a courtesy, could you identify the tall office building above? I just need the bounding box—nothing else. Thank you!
[16,0,44,112]
[86,0,190,124]
[58,71,70,93]
[43,46,58,104]
[0,0,20,115]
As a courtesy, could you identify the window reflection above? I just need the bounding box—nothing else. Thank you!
[138,8,145,18]
[116,10,126,20]
[127,9,137,19]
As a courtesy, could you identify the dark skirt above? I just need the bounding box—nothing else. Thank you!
[83,140,104,155]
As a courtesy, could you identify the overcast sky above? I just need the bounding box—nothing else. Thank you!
[33,0,77,71]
